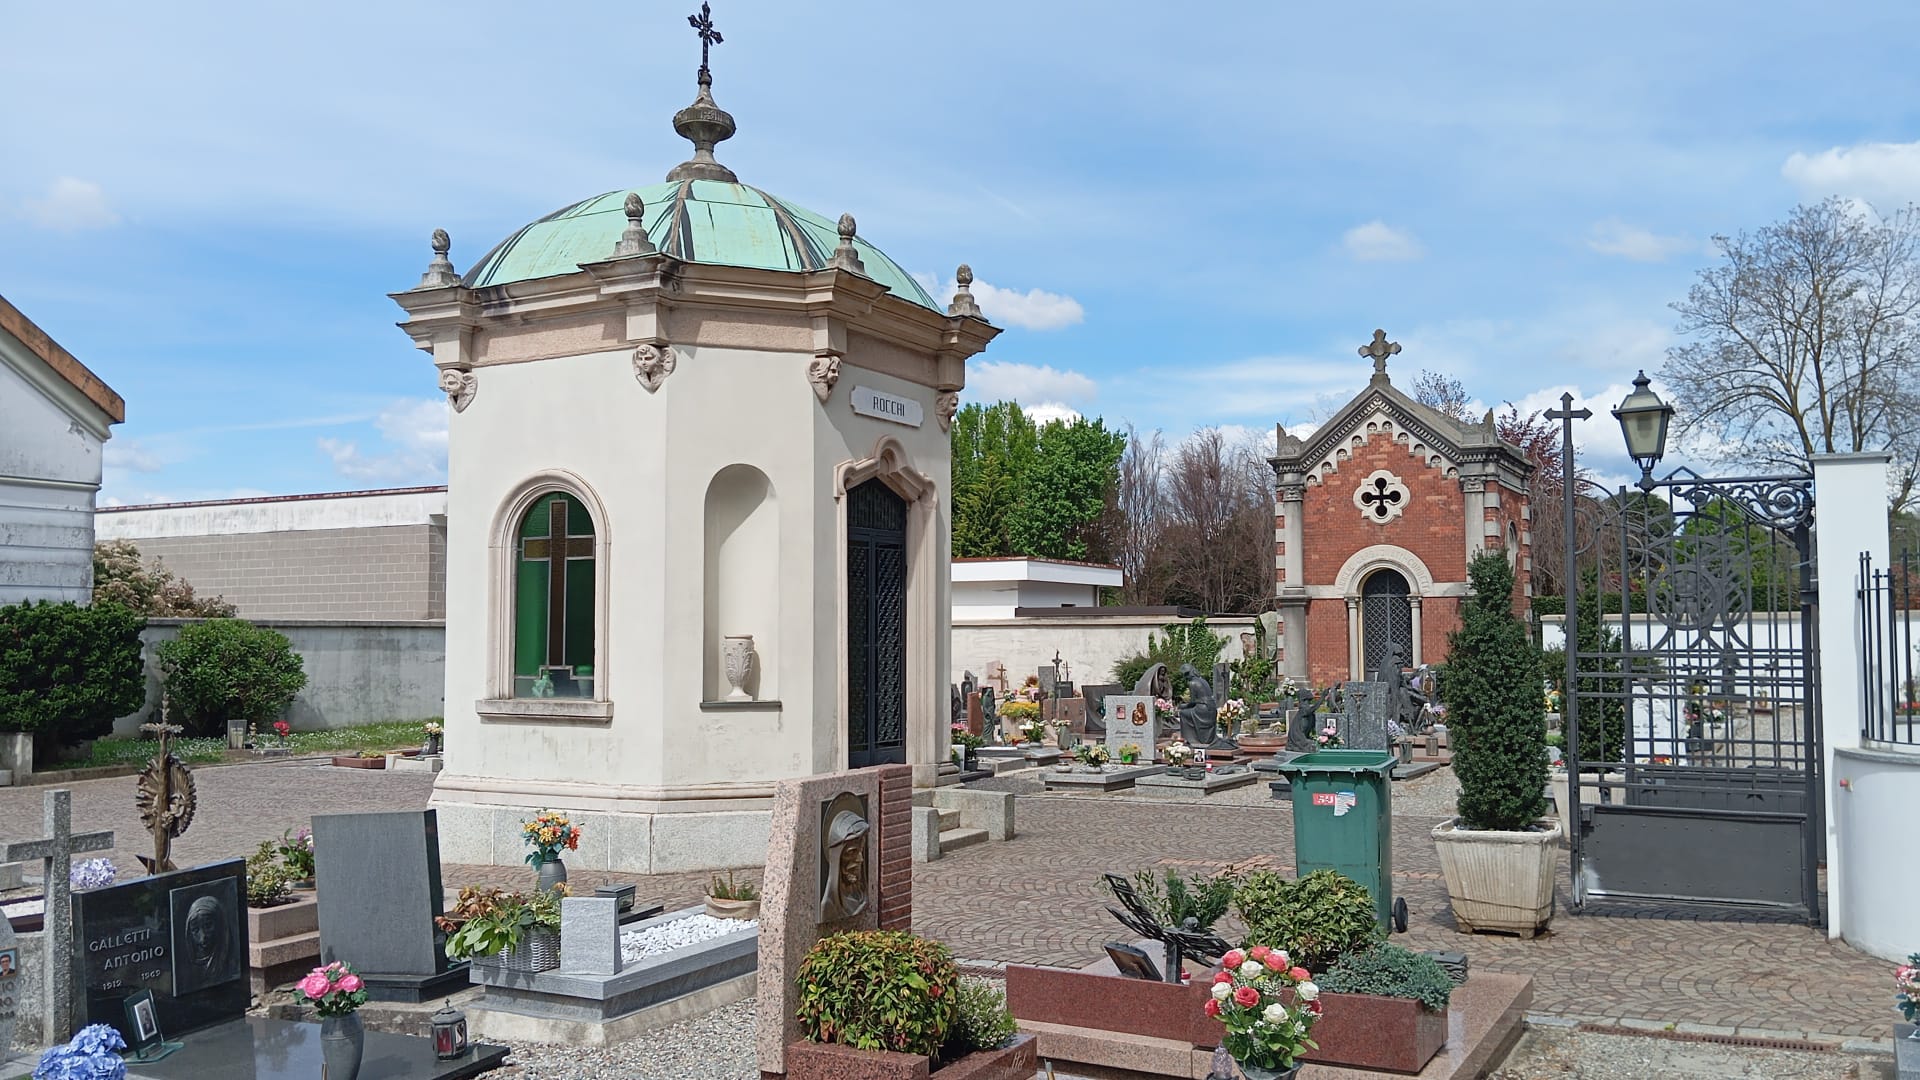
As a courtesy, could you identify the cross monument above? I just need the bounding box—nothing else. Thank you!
[2,788,114,1041]
[688,2,723,76]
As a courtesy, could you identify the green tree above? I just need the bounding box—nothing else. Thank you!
[1569,596,1628,766]
[156,619,307,737]
[1008,416,1125,561]
[950,401,1038,557]
[1673,498,1800,612]
[0,600,149,754]
[93,540,237,617]
[1441,553,1549,831]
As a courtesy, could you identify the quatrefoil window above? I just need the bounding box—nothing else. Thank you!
[1353,470,1410,524]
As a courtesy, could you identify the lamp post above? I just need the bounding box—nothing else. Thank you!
[1612,371,1674,492]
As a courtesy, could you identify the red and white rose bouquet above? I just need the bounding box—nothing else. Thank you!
[1203,945,1320,1075]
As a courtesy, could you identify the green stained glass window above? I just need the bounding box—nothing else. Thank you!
[513,492,596,698]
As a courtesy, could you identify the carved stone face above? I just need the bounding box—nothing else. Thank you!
[186,897,224,968]
[818,795,871,923]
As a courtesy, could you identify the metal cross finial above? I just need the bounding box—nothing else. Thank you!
[688,2,723,77]
[1359,329,1401,377]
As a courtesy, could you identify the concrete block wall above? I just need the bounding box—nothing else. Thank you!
[119,523,446,620]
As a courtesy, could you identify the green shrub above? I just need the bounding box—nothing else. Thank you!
[943,978,1017,1057]
[1111,618,1229,696]
[0,600,148,751]
[1441,554,1549,831]
[92,540,236,617]
[1107,865,1242,932]
[1320,944,1453,1012]
[1232,869,1382,973]
[795,931,960,1057]
[245,841,293,908]
[156,619,307,737]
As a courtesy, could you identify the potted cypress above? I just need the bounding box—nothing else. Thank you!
[1429,553,1561,937]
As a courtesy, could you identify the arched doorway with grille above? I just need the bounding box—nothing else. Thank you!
[1361,568,1414,680]
[846,478,908,768]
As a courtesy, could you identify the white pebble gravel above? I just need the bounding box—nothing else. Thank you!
[494,997,759,1080]
[620,913,756,964]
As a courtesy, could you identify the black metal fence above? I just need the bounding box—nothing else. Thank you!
[1858,550,1919,746]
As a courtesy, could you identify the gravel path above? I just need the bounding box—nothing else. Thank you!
[1488,1027,1890,1079]
[489,998,759,1080]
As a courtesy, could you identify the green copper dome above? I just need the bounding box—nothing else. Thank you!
[462,180,939,310]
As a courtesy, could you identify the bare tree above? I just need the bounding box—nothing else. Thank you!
[1160,429,1273,612]
[1411,369,1476,425]
[1664,198,1920,509]
[1110,426,1167,604]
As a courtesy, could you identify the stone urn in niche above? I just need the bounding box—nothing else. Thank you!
[722,635,756,701]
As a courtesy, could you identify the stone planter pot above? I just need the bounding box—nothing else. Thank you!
[704,895,760,921]
[247,894,320,995]
[1430,816,1562,938]
[722,635,756,701]
[1302,990,1447,1073]
[785,1033,1036,1080]
[1238,735,1286,756]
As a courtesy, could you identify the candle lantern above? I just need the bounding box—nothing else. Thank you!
[431,1001,469,1060]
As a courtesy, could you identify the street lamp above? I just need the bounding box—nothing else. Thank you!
[1612,371,1674,491]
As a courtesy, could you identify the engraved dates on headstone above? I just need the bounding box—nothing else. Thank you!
[1104,695,1156,763]
[72,858,249,1043]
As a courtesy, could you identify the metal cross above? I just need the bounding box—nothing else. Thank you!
[2,788,115,1040]
[688,2,723,76]
[1358,329,1401,376]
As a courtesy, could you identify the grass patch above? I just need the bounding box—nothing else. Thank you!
[72,719,439,769]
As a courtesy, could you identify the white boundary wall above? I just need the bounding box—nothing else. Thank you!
[952,614,1257,690]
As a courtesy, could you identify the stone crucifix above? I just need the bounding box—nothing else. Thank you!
[1359,328,1401,378]
[1,788,114,1041]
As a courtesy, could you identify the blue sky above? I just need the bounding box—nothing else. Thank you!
[6,1,1919,504]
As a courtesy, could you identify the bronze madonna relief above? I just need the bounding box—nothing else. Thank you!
[818,792,871,923]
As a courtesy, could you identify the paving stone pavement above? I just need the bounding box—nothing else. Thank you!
[0,761,1894,1043]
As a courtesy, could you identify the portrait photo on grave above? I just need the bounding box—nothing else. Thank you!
[0,948,15,977]
[169,877,241,996]
[127,988,162,1047]
[818,792,871,924]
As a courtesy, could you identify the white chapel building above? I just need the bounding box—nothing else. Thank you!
[0,294,125,606]
[392,56,998,872]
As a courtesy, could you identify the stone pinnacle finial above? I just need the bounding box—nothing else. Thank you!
[948,263,983,318]
[666,4,738,183]
[613,192,656,257]
[830,213,867,274]
[1359,328,1401,384]
[417,228,459,289]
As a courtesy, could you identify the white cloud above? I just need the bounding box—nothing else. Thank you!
[103,439,163,473]
[1342,221,1424,262]
[915,273,1085,330]
[1024,403,1083,426]
[316,397,448,483]
[966,360,1098,407]
[22,177,120,230]
[1782,140,1920,209]
[1586,219,1692,262]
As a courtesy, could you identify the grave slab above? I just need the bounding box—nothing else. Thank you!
[72,859,250,1043]
[1132,769,1259,799]
[1042,764,1165,793]
[559,898,621,976]
[313,810,466,1001]
[121,1016,507,1080]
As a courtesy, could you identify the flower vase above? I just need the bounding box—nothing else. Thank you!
[320,1012,365,1080]
[536,856,567,893]
[1235,1061,1301,1080]
[722,635,755,702]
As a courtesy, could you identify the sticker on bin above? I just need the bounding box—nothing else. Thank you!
[1313,790,1359,816]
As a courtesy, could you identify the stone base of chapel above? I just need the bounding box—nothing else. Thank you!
[429,785,775,874]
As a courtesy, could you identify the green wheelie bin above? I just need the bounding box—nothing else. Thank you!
[1273,749,1407,933]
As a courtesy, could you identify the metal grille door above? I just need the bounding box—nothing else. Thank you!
[1362,569,1413,678]
[847,480,908,767]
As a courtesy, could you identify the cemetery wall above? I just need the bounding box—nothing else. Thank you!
[951,614,1256,689]
[113,618,445,733]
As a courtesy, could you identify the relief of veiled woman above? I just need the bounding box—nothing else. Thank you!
[819,810,871,922]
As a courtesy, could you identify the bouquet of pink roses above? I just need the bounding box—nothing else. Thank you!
[1203,944,1320,1075]
[297,961,368,1017]
[1897,954,1920,1027]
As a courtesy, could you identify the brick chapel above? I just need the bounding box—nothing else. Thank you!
[1269,331,1533,688]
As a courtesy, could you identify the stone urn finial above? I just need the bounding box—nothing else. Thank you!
[830,212,866,274]
[613,192,656,257]
[948,262,983,318]
[417,228,460,289]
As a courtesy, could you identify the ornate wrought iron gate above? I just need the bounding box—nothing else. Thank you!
[1362,569,1414,679]
[847,480,908,768]
[1561,469,1822,923]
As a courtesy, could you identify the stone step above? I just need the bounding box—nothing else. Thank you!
[937,808,961,831]
[938,827,988,853]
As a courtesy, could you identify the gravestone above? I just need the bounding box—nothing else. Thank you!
[0,906,18,1053]
[71,859,249,1043]
[1037,664,1059,700]
[984,661,1008,693]
[965,691,984,737]
[559,897,621,976]
[1054,697,1086,733]
[1213,663,1230,706]
[960,670,978,704]
[1080,683,1120,736]
[1,787,113,1042]
[1104,695,1156,762]
[312,809,466,1002]
[1340,682,1392,751]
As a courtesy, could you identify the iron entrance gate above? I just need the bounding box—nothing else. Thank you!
[1561,469,1822,923]
[847,479,908,768]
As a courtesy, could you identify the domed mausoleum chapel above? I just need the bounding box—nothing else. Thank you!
[391,30,999,872]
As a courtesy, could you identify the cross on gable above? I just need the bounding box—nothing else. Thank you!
[1358,328,1401,377]
[1359,475,1405,519]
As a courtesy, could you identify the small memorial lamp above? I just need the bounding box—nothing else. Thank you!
[431,1001,469,1060]
[1612,370,1673,492]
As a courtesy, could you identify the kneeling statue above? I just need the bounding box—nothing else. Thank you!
[1177,663,1238,752]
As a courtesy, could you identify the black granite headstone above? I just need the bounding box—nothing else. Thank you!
[71,859,249,1043]
[313,810,464,1001]
[1080,683,1121,735]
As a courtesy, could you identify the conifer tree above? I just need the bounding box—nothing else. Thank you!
[1442,552,1548,830]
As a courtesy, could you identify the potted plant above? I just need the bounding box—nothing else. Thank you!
[521,809,582,892]
[246,841,295,909]
[440,886,564,973]
[1430,552,1560,937]
[1203,945,1322,1079]
[706,871,761,920]
[1163,739,1200,778]
[1315,722,1343,749]
[788,930,1036,1080]
[950,723,984,770]
[298,961,369,1080]
[69,858,117,894]
[1105,864,1242,933]
[32,1024,128,1080]
[422,721,443,756]
[1311,943,1454,1072]
[1896,954,1919,1040]
[998,700,1040,742]
[1117,743,1141,765]
[1074,743,1110,771]
[1232,869,1381,975]
[1217,698,1252,737]
[277,827,316,889]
